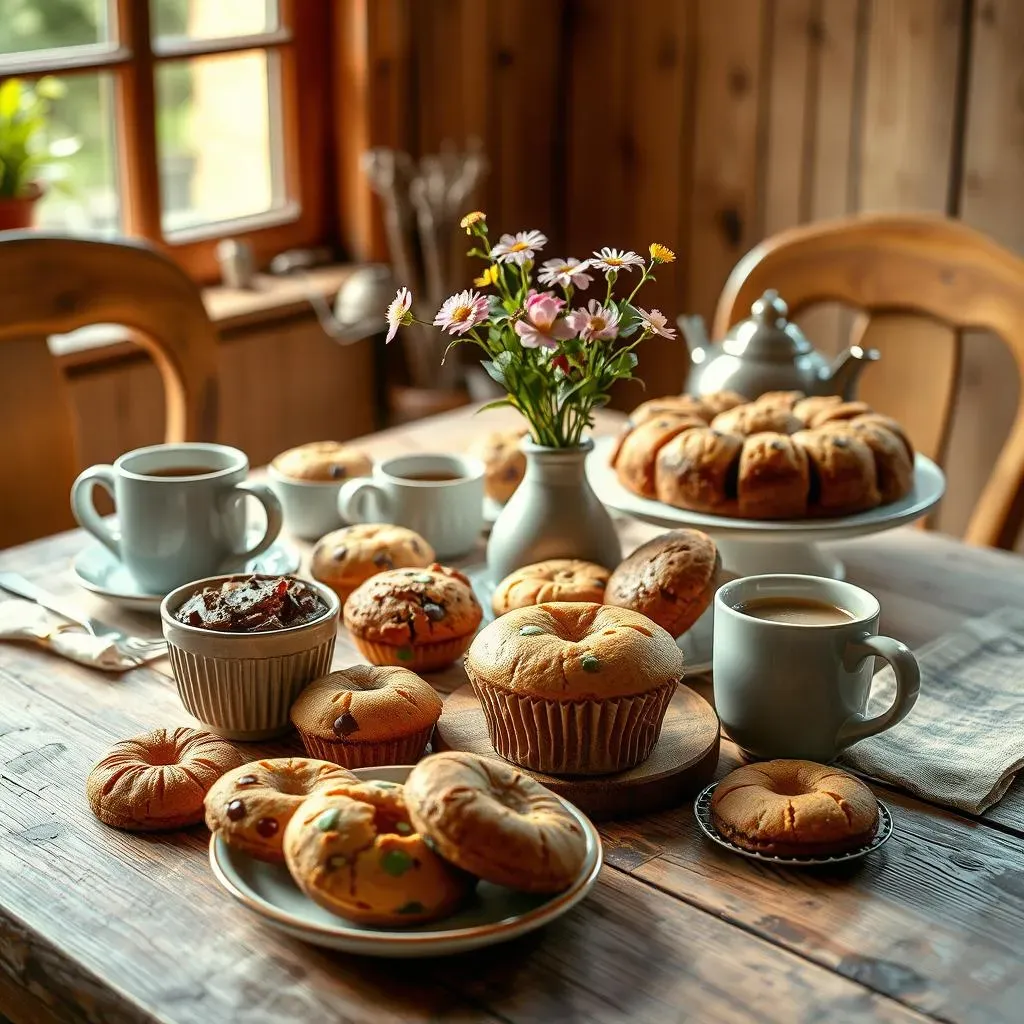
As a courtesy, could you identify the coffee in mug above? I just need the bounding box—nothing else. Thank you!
[714,574,920,762]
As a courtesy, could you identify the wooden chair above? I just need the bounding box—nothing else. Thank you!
[0,233,218,548]
[713,213,1024,550]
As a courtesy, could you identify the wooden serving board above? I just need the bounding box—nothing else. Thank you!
[436,684,721,821]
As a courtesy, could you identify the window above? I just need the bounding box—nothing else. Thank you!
[0,0,331,280]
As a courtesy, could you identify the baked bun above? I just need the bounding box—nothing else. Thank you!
[204,758,356,862]
[804,400,873,428]
[793,427,881,515]
[605,530,720,637]
[290,665,443,768]
[283,780,471,926]
[405,752,588,893]
[310,523,434,605]
[711,403,802,437]
[628,395,713,426]
[612,414,705,497]
[698,390,747,418]
[492,559,610,616]
[469,429,527,504]
[754,390,804,411]
[87,727,242,831]
[464,602,683,775]
[655,428,743,513]
[851,413,915,462]
[711,760,879,856]
[793,395,842,425]
[271,441,372,482]
[737,433,810,519]
[846,418,914,502]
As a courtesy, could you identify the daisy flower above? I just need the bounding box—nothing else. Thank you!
[566,299,621,342]
[514,291,575,350]
[490,229,548,266]
[649,243,676,264]
[385,287,413,344]
[538,257,593,291]
[591,247,646,274]
[636,307,676,339]
[461,210,486,232]
[433,289,489,336]
[473,264,499,288]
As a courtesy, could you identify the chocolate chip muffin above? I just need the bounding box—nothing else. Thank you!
[605,530,721,637]
[271,441,372,482]
[343,564,483,671]
[492,559,610,616]
[469,429,528,504]
[290,665,443,768]
[310,524,435,606]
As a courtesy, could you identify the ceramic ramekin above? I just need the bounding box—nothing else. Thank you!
[160,574,340,741]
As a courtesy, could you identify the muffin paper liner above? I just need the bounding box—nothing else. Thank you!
[296,725,435,769]
[169,637,336,740]
[351,635,472,673]
[468,675,677,776]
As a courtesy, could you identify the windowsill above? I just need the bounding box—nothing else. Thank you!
[54,263,362,372]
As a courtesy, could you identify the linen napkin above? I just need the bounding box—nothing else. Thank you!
[841,607,1024,814]
[0,600,140,672]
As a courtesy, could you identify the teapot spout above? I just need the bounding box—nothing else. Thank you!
[824,345,881,400]
[677,314,711,365]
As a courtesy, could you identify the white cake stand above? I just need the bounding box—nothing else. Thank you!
[588,436,946,580]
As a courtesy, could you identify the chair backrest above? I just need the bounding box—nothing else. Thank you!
[0,233,219,548]
[712,213,1024,549]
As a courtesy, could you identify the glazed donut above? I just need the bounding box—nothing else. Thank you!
[711,759,879,856]
[283,779,471,926]
[491,559,611,616]
[87,727,242,831]
[404,751,588,893]
[204,758,357,862]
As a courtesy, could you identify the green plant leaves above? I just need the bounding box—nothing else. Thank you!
[0,76,76,200]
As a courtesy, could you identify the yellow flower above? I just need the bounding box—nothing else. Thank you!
[461,211,486,232]
[649,243,676,264]
[473,264,499,288]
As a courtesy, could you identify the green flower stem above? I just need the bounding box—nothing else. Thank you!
[625,260,657,306]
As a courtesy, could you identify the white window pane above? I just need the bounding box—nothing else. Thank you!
[0,0,111,56]
[151,0,278,44]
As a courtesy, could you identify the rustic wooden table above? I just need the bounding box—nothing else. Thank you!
[2,406,1023,1024]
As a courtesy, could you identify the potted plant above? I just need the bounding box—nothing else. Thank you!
[0,77,77,230]
[385,211,678,579]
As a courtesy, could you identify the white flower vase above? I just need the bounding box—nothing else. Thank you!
[486,438,622,582]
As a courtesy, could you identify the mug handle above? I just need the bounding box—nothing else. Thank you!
[338,478,392,524]
[836,634,921,748]
[70,465,121,560]
[229,481,283,561]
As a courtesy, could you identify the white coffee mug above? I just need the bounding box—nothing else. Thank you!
[337,453,485,559]
[713,574,920,762]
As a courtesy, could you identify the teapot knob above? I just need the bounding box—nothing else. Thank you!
[751,289,789,325]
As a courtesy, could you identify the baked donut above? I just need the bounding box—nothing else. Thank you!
[711,760,879,856]
[469,429,528,504]
[87,727,242,831]
[492,559,610,616]
[405,752,588,893]
[655,428,743,513]
[290,665,443,768]
[737,433,810,519]
[612,414,705,498]
[711,403,802,437]
[310,523,435,605]
[205,758,356,862]
[283,780,471,926]
[271,441,372,482]
[793,428,881,515]
[605,530,720,637]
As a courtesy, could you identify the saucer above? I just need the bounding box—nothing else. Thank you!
[72,541,301,614]
[208,765,603,957]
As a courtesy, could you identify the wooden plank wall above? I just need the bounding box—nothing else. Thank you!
[391,0,1023,543]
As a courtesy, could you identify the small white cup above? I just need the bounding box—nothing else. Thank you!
[267,465,346,541]
[337,453,485,559]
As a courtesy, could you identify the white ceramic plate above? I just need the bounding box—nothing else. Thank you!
[693,782,894,866]
[587,436,945,543]
[208,764,604,957]
[72,539,301,614]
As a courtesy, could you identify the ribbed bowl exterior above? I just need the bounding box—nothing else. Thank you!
[295,726,434,768]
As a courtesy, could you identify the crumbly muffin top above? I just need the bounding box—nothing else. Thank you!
[271,441,372,482]
[311,524,434,589]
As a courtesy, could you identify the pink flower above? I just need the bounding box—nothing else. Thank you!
[385,287,413,344]
[514,290,575,350]
[636,307,676,339]
[490,229,547,266]
[591,247,646,274]
[566,299,621,342]
[433,289,489,335]
[538,257,593,291]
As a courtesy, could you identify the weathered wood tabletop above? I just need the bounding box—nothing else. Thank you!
[2,405,1023,1024]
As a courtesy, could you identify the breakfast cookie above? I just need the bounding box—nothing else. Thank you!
[205,758,356,862]
[711,759,879,856]
[290,665,443,768]
[469,429,528,504]
[343,563,483,671]
[87,727,243,831]
[491,559,610,616]
[310,524,435,605]
[604,530,720,637]
[271,441,372,482]
[283,780,471,926]
[405,752,589,894]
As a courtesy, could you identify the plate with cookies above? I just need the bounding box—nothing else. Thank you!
[208,754,603,957]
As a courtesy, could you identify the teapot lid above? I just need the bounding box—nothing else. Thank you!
[723,289,813,360]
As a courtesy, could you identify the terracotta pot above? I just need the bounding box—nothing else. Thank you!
[0,182,42,230]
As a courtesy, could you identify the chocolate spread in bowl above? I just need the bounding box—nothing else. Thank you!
[174,575,328,633]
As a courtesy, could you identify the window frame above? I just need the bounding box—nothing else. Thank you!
[0,0,333,283]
